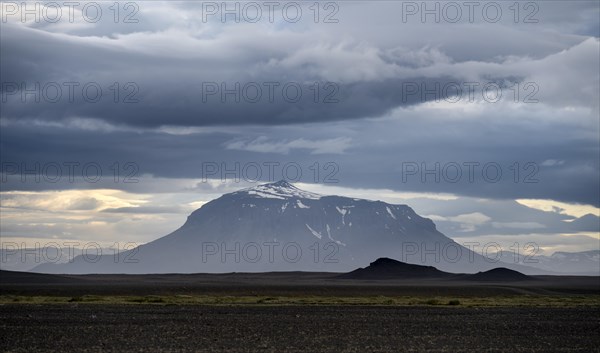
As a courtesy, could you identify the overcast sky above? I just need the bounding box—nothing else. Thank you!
[1,1,598,255]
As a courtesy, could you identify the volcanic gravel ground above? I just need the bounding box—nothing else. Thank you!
[1,304,598,353]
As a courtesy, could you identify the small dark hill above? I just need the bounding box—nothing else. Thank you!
[464,268,531,282]
[338,257,453,280]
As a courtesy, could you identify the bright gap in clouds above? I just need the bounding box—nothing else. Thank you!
[516,199,600,218]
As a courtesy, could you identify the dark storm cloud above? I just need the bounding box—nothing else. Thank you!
[1,2,598,128]
[0,1,598,208]
[1,22,532,128]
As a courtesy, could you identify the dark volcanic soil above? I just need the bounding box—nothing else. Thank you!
[2,271,599,297]
[1,304,599,353]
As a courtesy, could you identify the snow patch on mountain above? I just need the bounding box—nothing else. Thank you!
[326,224,346,246]
[297,200,310,209]
[336,206,348,224]
[305,224,322,239]
[386,206,396,220]
[247,190,286,200]
[238,180,322,200]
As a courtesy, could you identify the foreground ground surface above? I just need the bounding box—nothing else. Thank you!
[1,271,598,352]
[1,304,599,353]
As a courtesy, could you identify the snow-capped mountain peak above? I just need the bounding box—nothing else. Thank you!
[235,180,322,200]
[33,180,564,275]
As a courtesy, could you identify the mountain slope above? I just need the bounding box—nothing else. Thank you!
[33,180,543,274]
